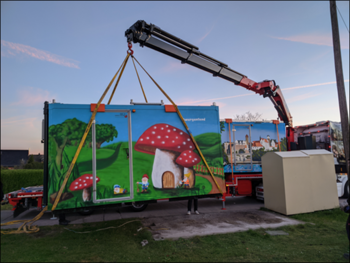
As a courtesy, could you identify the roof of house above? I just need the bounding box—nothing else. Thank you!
[252,141,263,147]
[1,150,29,167]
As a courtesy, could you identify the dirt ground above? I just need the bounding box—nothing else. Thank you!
[142,209,303,240]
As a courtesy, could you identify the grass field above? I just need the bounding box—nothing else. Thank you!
[1,202,12,210]
[1,208,349,262]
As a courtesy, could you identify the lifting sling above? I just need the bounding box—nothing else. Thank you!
[1,48,223,234]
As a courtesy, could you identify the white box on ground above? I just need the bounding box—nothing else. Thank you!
[300,149,339,211]
[262,150,339,215]
[262,151,313,215]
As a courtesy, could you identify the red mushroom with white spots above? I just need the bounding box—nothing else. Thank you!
[176,149,201,168]
[176,150,201,187]
[69,174,100,202]
[134,123,199,189]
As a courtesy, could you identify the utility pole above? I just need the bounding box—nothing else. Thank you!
[330,1,350,204]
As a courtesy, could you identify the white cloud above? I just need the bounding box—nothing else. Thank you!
[288,92,323,103]
[1,40,80,68]
[11,87,55,106]
[272,32,349,49]
[196,25,215,44]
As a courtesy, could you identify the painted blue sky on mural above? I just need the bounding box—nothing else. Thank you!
[49,103,221,144]
[221,122,286,142]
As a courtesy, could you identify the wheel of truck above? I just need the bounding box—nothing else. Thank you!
[78,209,94,216]
[130,202,148,212]
[343,181,349,199]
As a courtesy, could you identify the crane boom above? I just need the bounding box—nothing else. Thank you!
[125,20,293,129]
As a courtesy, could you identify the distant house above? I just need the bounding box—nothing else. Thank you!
[0,150,29,169]
[249,135,279,151]
[252,141,263,150]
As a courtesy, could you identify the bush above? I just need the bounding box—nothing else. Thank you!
[24,155,44,169]
[24,162,44,169]
[0,169,43,194]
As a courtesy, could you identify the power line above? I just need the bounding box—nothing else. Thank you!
[336,5,349,33]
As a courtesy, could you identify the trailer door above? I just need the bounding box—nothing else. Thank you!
[92,109,133,203]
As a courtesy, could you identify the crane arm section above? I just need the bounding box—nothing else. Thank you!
[125,20,293,127]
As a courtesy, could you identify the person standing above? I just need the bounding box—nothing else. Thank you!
[187,197,199,215]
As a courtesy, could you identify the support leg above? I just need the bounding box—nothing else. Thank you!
[37,197,42,211]
[221,195,226,210]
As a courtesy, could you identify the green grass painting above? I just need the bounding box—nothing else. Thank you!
[47,131,222,211]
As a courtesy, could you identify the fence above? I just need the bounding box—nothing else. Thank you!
[193,164,224,176]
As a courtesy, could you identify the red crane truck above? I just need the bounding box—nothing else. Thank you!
[124,20,295,207]
[4,20,295,217]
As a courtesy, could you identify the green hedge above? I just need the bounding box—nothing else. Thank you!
[1,169,43,194]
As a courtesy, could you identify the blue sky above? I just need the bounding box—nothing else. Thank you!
[1,1,349,154]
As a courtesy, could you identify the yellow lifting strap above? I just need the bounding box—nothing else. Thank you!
[132,56,224,195]
[1,53,131,235]
[131,56,148,103]
[108,54,130,105]
[52,53,130,211]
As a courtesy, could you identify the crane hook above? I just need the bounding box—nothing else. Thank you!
[127,42,134,55]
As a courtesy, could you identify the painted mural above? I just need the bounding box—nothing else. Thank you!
[220,121,286,171]
[329,122,346,165]
[47,104,224,211]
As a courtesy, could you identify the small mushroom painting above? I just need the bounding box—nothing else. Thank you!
[134,123,201,189]
[69,174,100,202]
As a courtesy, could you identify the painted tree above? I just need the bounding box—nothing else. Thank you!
[95,124,118,148]
[49,118,86,168]
[252,147,266,161]
[221,143,229,164]
[280,137,287,151]
[49,119,119,167]
[69,124,87,146]
[220,121,225,133]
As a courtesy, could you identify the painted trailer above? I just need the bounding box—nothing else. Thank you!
[6,103,289,216]
[256,120,349,200]
[42,102,225,213]
[294,120,348,198]
[220,119,287,202]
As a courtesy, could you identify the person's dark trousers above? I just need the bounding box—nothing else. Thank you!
[59,213,70,225]
[187,198,198,211]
